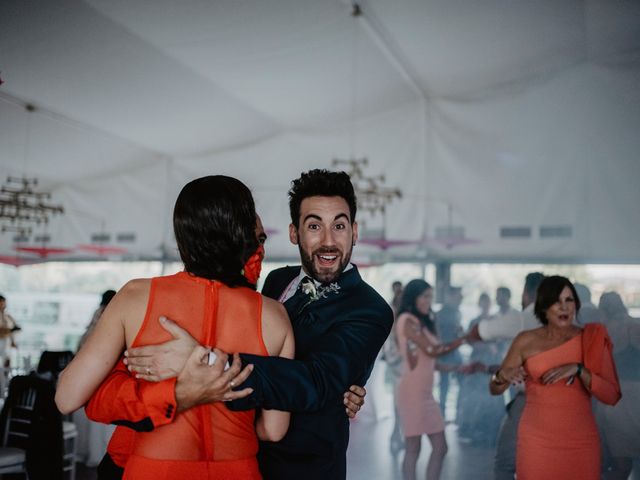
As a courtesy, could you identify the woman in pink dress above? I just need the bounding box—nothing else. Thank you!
[395,279,464,480]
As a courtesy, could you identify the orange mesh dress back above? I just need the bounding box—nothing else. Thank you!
[123,272,268,480]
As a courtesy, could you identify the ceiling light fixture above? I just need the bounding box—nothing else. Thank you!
[0,104,64,237]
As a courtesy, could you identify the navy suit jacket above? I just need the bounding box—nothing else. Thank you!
[231,265,393,480]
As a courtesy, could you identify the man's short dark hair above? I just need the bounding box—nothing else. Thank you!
[173,175,258,288]
[497,286,511,298]
[534,275,581,325]
[0,295,5,302]
[288,169,357,228]
[524,272,545,298]
[574,283,592,304]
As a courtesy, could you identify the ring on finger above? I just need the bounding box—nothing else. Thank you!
[146,367,151,375]
[229,380,235,388]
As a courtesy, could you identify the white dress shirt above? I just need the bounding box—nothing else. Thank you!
[278,264,353,303]
[478,304,538,341]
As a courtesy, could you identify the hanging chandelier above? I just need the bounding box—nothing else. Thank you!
[332,4,401,217]
[0,176,64,236]
[0,104,64,237]
[332,157,401,215]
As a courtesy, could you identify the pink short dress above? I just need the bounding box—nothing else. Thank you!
[395,312,445,437]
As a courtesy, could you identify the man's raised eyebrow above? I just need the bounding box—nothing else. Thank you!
[302,213,350,223]
[302,213,322,223]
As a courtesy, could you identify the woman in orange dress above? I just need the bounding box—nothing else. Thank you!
[395,279,464,480]
[56,175,295,479]
[490,275,621,480]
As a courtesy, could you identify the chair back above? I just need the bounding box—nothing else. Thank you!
[36,350,74,380]
[0,374,65,479]
[1,380,37,449]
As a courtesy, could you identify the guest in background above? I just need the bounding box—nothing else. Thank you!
[490,276,621,480]
[457,293,504,446]
[382,280,405,455]
[0,294,19,367]
[435,286,464,419]
[575,283,604,326]
[391,280,403,314]
[0,294,19,396]
[395,279,464,480]
[597,292,640,480]
[466,272,545,480]
[78,290,116,350]
[493,286,518,358]
[496,287,517,318]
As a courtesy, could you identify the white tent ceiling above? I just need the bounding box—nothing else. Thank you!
[1,0,639,266]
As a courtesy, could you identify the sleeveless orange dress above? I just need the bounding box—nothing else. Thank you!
[517,326,621,480]
[122,271,268,480]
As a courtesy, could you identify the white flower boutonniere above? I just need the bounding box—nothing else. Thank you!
[301,278,317,298]
[299,277,341,312]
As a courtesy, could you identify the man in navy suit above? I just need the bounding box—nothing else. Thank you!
[232,169,394,479]
[87,170,393,480]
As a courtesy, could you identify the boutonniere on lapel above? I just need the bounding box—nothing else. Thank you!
[299,277,341,312]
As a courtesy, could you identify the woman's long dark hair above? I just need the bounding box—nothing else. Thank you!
[173,175,258,288]
[399,279,437,334]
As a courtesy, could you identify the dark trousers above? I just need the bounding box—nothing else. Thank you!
[494,392,526,480]
[97,454,124,480]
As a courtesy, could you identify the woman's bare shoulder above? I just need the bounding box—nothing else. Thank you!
[398,312,418,324]
[513,327,544,347]
[261,296,290,327]
[262,295,287,314]
[260,296,293,356]
[118,278,152,297]
[108,279,152,316]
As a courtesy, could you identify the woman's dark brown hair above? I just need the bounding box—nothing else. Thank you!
[534,275,581,325]
[173,175,258,288]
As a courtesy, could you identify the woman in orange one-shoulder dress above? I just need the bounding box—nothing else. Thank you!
[56,176,295,479]
[490,275,620,480]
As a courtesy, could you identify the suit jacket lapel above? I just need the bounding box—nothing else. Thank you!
[262,266,299,301]
[290,266,361,318]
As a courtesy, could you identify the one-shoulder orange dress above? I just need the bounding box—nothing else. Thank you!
[517,324,621,480]
[122,271,268,480]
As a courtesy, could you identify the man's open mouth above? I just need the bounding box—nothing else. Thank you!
[316,253,339,266]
